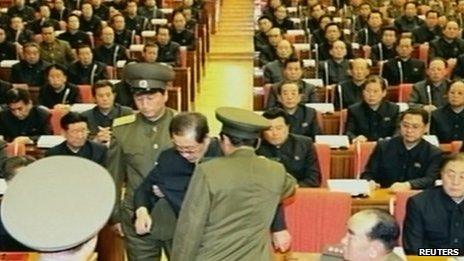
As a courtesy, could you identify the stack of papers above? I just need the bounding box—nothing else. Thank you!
[328,179,371,197]
[37,135,65,148]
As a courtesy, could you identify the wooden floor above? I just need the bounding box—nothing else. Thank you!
[194,0,255,135]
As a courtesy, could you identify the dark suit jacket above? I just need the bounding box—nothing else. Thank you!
[0,106,51,142]
[430,104,464,143]
[452,53,464,79]
[429,37,464,60]
[45,140,107,165]
[403,187,464,255]
[361,136,442,189]
[38,83,80,108]
[370,43,396,63]
[67,61,107,85]
[266,80,318,109]
[156,41,181,66]
[263,59,284,84]
[408,80,449,109]
[10,60,50,86]
[281,104,321,139]
[345,101,399,141]
[381,57,426,86]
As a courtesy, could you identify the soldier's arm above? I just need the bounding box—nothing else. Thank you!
[106,139,127,224]
[172,166,211,261]
[281,172,297,200]
[133,162,162,212]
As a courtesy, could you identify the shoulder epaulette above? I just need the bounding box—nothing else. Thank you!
[113,114,136,127]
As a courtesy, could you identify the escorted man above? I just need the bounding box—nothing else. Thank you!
[107,62,176,261]
[172,107,296,260]
[45,112,107,165]
[403,153,464,255]
[341,209,402,261]
[361,108,443,192]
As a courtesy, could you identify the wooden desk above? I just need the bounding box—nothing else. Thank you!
[351,189,392,213]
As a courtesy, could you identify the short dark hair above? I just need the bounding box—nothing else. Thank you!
[403,1,417,9]
[60,112,88,130]
[23,42,40,51]
[219,132,257,147]
[110,13,124,25]
[368,10,383,20]
[363,209,400,251]
[40,21,55,31]
[425,10,439,18]
[169,112,209,143]
[143,43,158,52]
[277,80,302,95]
[258,15,272,23]
[262,107,290,125]
[76,44,92,54]
[2,155,35,182]
[318,14,332,24]
[92,80,115,96]
[381,26,398,37]
[283,57,303,69]
[67,13,80,22]
[324,22,341,33]
[428,57,448,68]
[361,75,387,91]
[156,25,170,34]
[45,64,68,77]
[400,108,429,125]
[5,88,31,105]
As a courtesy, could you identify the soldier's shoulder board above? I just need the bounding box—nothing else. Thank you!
[113,114,136,127]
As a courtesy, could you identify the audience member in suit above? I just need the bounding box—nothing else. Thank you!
[6,0,35,23]
[352,2,370,31]
[94,26,128,66]
[316,23,354,61]
[50,0,70,22]
[137,0,163,19]
[10,42,50,87]
[304,3,325,32]
[0,89,50,143]
[355,10,383,46]
[124,0,148,34]
[263,39,294,84]
[370,27,397,63]
[79,3,103,34]
[258,27,282,66]
[431,80,464,143]
[254,16,273,52]
[257,107,321,187]
[266,58,318,108]
[272,5,294,32]
[67,45,107,85]
[90,0,109,21]
[45,112,107,166]
[39,22,76,68]
[171,11,195,50]
[310,15,332,45]
[394,2,424,33]
[81,80,133,144]
[429,21,464,68]
[403,153,464,255]
[27,4,60,34]
[451,53,464,80]
[409,58,450,112]
[334,58,370,109]
[58,14,92,49]
[6,16,33,45]
[39,64,80,109]
[111,14,133,48]
[345,75,400,142]
[156,26,181,67]
[319,40,351,86]
[276,81,321,139]
[381,36,426,86]
[361,108,443,192]
[0,79,12,104]
[0,27,17,61]
[411,10,441,44]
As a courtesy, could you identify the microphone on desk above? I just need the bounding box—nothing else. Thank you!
[397,61,403,84]
[113,45,120,67]
[338,84,344,135]
[378,43,383,61]
[90,64,97,86]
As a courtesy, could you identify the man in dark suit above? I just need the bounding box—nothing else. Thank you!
[170,11,195,50]
[430,80,464,143]
[381,36,426,86]
[355,10,383,46]
[155,26,181,67]
[67,45,107,85]
[409,58,449,112]
[403,153,464,255]
[345,75,399,142]
[10,42,50,86]
[45,112,107,165]
[58,14,91,49]
[394,2,424,33]
[361,108,443,192]
[333,58,370,109]
[0,27,16,61]
[318,40,350,86]
[258,27,281,67]
[263,39,295,84]
[370,27,397,63]
[94,26,128,66]
[254,15,272,52]
[411,10,441,44]
[79,3,102,34]
[429,21,464,63]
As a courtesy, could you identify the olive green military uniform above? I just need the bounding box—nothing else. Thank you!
[172,107,297,261]
[107,62,177,261]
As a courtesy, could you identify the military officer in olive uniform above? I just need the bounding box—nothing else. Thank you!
[172,107,297,261]
[107,62,177,261]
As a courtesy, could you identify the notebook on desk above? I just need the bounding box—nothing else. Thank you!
[315,135,350,148]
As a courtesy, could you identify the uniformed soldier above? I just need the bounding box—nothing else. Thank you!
[171,107,297,261]
[258,107,321,187]
[361,108,443,192]
[45,112,107,166]
[107,62,177,261]
[39,22,76,68]
[430,80,464,143]
[345,75,400,142]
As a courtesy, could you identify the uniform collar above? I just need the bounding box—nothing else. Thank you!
[229,147,256,158]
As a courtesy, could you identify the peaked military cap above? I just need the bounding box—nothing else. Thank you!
[216,107,270,139]
[123,62,174,94]
[1,156,115,251]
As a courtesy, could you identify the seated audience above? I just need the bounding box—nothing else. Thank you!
[266,58,318,108]
[403,153,464,255]
[355,10,383,47]
[0,89,50,143]
[254,16,273,52]
[394,2,424,33]
[271,5,294,32]
[258,27,282,66]
[0,27,16,61]
[381,36,426,86]
[345,75,400,142]
[94,26,128,66]
[431,80,464,143]
[334,58,371,109]
[137,0,163,19]
[7,0,35,23]
[370,27,398,63]
[451,52,464,80]
[58,14,92,49]
[263,39,294,84]
[409,58,450,112]
[39,64,80,109]
[10,42,50,86]
[81,80,132,143]
[39,22,75,68]
[140,43,158,63]
[412,10,441,44]
[6,16,33,45]
[91,0,109,21]
[50,0,70,22]
[155,26,181,66]
[80,3,103,34]
[361,108,443,191]
[311,15,332,45]
[318,40,350,86]
[316,23,353,61]
[170,11,195,50]
[45,112,107,165]
[124,1,147,34]
[67,45,107,85]
[257,108,321,187]
[341,209,402,261]
[27,4,60,34]
[111,14,132,48]
[276,81,321,139]
[429,21,464,65]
